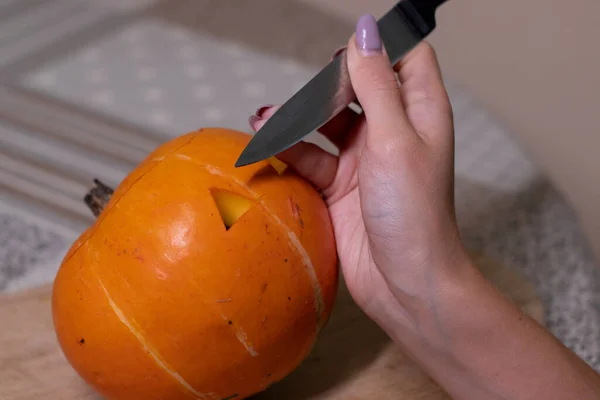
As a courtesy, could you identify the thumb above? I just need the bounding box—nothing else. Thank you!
[346,14,414,143]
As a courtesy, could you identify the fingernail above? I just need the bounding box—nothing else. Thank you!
[248,115,260,131]
[330,46,347,61]
[356,14,382,55]
[255,104,273,118]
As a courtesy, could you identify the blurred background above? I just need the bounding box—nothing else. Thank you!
[316,0,600,257]
[1,0,599,381]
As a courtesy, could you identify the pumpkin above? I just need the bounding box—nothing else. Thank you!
[51,128,339,400]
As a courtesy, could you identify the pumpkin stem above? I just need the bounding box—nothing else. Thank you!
[84,179,114,217]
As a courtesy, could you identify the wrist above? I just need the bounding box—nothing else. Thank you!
[384,248,487,350]
[383,252,600,400]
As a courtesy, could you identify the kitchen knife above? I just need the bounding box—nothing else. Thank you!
[235,0,448,168]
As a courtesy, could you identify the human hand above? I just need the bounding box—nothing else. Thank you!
[250,14,600,400]
[248,15,467,333]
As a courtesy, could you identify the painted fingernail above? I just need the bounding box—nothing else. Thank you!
[330,46,347,61]
[356,14,382,55]
[248,115,260,131]
[255,104,273,118]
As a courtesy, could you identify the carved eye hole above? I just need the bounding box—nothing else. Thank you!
[210,189,254,230]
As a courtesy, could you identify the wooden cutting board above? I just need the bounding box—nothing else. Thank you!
[0,252,544,400]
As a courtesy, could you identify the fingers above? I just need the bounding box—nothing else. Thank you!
[318,106,361,149]
[346,15,453,151]
[393,42,453,143]
[249,104,360,150]
[345,14,414,148]
[248,107,338,190]
[277,142,338,190]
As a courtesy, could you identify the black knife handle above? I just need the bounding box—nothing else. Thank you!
[397,0,448,36]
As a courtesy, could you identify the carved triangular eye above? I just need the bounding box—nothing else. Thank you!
[210,189,254,230]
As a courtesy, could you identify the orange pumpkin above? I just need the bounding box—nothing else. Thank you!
[51,128,339,400]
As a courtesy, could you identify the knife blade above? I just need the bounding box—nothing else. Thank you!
[235,0,448,168]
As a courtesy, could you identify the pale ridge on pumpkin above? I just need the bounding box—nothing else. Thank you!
[172,156,326,331]
[285,230,324,326]
[221,314,259,357]
[96,277,216,400]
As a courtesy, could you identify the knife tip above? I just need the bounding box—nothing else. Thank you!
[233,158,247,168]
[235,137,267,168]
[234,151,257,168]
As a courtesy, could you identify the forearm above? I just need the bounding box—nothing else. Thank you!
[389,257,600,400]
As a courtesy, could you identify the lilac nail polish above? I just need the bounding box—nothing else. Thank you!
[356,14,382,55]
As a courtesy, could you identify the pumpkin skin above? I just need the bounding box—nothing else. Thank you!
[51,128,339,400]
